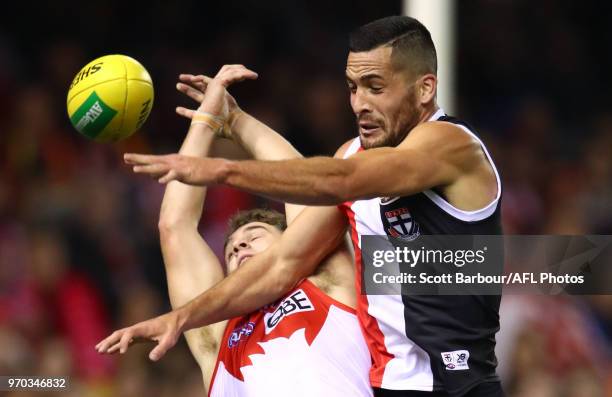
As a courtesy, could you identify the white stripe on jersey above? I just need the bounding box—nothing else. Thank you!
[344,142,434,391]
[423,109,502,222]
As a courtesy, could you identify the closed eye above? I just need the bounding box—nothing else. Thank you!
[346,79,356,92]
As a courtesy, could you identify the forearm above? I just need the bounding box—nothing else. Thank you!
[220,156,355,205]
[176,247,293,330]
[159,120,215,230]
[159,117,226,306]
[174,205,347,330]
[232,112,306,222]
[232,112,302,161]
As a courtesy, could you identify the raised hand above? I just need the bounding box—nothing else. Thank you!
[175,65,258,138]
[124,153,224,185]
[95,310,185,362]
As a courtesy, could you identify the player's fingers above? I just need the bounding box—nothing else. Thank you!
[175,106,195,119]
[133,163,170,176]
[217,64,235,75]
[191,80,207,91]
[218,66,258,86]
[96,330,121,353]
[190,74,213,84]
[179,74,210,91]
[148,335,175,362]
[219,64,253,75]
[124,153,165,165]
[131,336,153,345]
[181,74,212,84]
[106,335,151,354]
[176,82,205,103]
[118,330,134,354]
[215,65,249,82]
[106,340,123,354]
[158,169,178,184]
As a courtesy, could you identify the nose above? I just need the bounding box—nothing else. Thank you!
[232,240,249,254]
[351,89,372,116]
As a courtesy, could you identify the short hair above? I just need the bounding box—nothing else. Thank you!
[224,208,287,248]
[349,16,437,77]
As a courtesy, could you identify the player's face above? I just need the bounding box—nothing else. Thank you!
[224,222,283,273]
[346,46,421,149]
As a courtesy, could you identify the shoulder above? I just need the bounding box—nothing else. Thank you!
[334,138,358,159]
[401,120,479,150]
[399,121,481,164]
[395,120,484,174]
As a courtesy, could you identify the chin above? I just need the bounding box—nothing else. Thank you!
[360,134,392,150]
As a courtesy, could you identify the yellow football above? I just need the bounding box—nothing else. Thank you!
[66,54,154,142]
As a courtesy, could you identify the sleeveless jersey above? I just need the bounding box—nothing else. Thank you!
[339,109,503,395]
[208,279,373,397]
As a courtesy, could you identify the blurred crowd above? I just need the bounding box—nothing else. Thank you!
[0,1,610,396]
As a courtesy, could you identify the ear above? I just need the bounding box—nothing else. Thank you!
[418,74,437,105]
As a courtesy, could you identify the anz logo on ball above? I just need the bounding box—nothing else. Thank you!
[264,290,314,335]
[380,197,420,241]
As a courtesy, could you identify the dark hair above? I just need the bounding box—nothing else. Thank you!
[349,16,437,76]
[224,208,287,248]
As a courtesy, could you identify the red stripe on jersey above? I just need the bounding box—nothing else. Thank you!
[340,200,393,387]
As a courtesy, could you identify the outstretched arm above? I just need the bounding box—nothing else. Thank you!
[181,204,346,329]
[175,72,305,223]
[157,123,225,383]
[125,121,480,206]
[96,67,259,374]
[96,204,347,360]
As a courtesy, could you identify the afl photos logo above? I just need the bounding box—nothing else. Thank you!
[380,197,420,241]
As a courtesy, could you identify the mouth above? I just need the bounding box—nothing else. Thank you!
[237,255,252,267]
[359,121,382,137]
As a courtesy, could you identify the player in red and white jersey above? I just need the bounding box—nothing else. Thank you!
[211,278,370,396]
[96,67,372,396]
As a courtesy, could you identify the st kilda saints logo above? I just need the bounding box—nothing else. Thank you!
[380,197,420,241]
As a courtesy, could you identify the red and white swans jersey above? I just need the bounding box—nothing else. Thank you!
[208,279,373,397]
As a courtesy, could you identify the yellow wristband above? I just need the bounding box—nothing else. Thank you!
[191,111,225,133]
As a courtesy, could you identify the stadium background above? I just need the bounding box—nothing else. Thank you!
[0,0,610,396]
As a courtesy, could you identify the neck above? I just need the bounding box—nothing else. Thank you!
[418,103,440,124]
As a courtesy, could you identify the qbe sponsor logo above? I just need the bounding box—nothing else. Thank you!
[264,289,314,334]
[441,350,470,370]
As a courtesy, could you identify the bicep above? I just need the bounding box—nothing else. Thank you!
[345,124,473,199]
[161,231,224,308]
[347,147,456,199]
[161,229,227,384]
